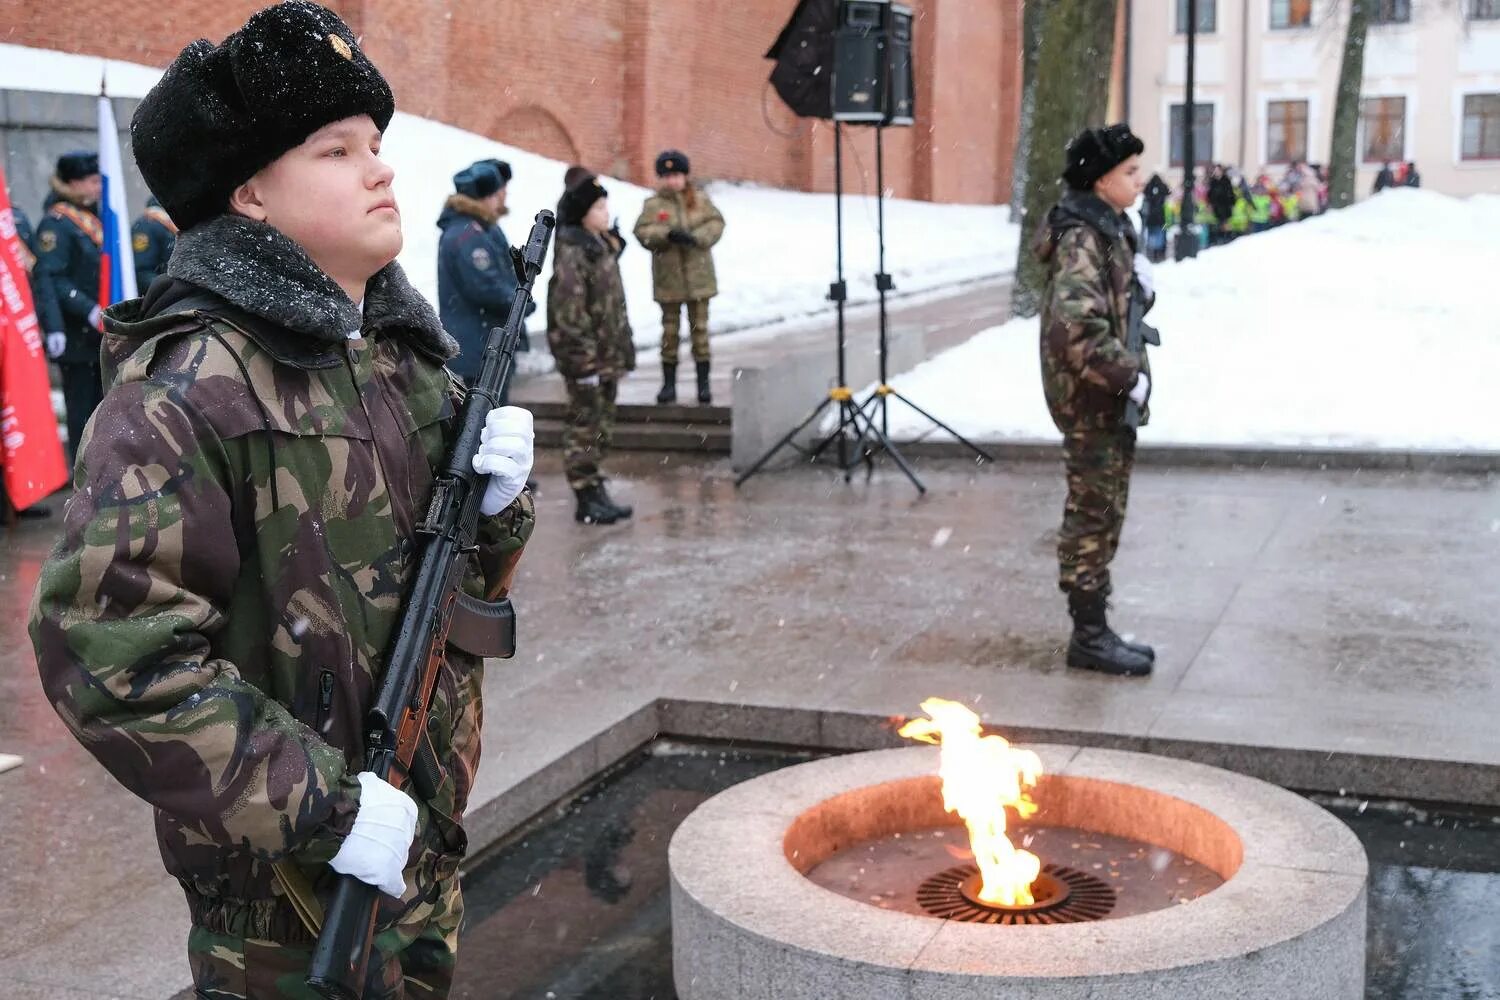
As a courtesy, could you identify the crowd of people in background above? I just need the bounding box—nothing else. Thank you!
[1137,158,1421,263]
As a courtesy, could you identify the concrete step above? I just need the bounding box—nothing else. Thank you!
[535,418,731,454]
[526,400,731,426]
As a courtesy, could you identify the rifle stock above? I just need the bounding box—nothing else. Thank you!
[306,210,556,998]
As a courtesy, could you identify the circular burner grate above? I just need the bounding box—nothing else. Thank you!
[916,863,1116,924]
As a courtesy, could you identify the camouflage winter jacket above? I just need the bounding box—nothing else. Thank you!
[632,185,725,303]
[29,214,534,942]
[546,224,635,380]
[1035,190,1153,434]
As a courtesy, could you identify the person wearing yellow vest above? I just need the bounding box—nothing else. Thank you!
[34,150,105,464]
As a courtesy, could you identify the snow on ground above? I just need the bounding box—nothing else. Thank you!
[5,44,1017,359]
[879,188,1500,452]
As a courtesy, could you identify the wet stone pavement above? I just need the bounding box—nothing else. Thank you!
[2,451,1499,996]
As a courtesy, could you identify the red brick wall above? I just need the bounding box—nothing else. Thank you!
[8,0,1022,204]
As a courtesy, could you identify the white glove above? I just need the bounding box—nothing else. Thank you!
[45,332,67,359]
[87,305,104,331]
[328,772,419,898]
[1129,373,1151,407]
[472,406,534,516]
[1133,253,1155,299]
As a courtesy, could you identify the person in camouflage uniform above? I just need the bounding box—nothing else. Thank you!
[632,150,725,406]
[28,5,536,996]
[1036,123,1157,677]
[549,177,635,525]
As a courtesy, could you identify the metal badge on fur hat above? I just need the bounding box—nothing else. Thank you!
[130,0,395,231]
[1062,124,1144,191]
[655,150,690,176]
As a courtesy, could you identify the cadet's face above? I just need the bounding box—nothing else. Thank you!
[1095,155,1145,212]
[663,173,688,192]
[583,197,611,235]
[232,115,402,290]
[72,174,103,205]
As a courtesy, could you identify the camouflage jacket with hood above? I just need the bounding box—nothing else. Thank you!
[1035,189,1154,434]
[546,224,635,380]
[29,213,534,942]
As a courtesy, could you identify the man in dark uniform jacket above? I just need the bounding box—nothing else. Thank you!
[34,150,106,464]
[436,160,534,397]
[131,195,178,294]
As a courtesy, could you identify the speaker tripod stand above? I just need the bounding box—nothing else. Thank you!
[842,126,995,482]
[735,123,925,492]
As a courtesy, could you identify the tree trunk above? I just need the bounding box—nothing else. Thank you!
[1011,0,1119,317]
[1009,0,1049,223]
[1328,0,1370,210]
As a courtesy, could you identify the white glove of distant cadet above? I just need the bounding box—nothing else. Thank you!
[45,332,66,359]
[1129,373,1151,407]
[87,305,104,331]
[1133,253,1155,299]
[472,406,534,516]
[328,772,419,898]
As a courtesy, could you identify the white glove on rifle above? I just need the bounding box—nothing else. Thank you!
[328,772,419,898]
[1133,252,1156,299]
[45,332,67,359]
[1129,373,1151,407]
[472,406,534,516]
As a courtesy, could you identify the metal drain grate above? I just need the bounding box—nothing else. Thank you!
[916,863,1117,924]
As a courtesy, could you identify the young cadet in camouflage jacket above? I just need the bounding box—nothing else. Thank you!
[549,177,636,526]
[632,150,725,405]
[28,4,536,996]
[1036,123,1157,678]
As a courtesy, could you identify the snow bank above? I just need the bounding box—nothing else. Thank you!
[879,188,1500,452]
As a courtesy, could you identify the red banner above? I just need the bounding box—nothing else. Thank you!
[0,171,69,510]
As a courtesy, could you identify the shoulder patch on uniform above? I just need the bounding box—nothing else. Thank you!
[38,230,57,253]
[133,232,150,253]
[470,247,492,271]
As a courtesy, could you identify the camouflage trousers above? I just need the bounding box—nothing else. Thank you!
[188,878,463,999]
[562,375,618,491]
[659,299,711,366]
[1058,427,1136,595]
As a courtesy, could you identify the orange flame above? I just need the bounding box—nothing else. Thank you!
[898,697,1043,906]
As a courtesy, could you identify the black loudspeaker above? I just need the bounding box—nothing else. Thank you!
[765,0,915,127]
[832,0,889,123]
[884,4,914,126]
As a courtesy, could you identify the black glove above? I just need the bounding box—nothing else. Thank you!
[667,228,697,247]
[609,221,628,259]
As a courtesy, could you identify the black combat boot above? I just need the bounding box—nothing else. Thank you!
[597,481,633,520]
[1066,590,1153,677]
[574,485,620,525]
[656,363,677,405]
[695,360,712,404]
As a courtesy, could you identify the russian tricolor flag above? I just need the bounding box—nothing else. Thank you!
[96,85,137,307]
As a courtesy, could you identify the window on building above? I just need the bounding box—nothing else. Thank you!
[1267,101,1310,163]
[1360,97,1406,162]
[1462,94,1500,160]
[1170,103,1215,166]
[1471,0,1500,19]
[1370,0,1411,24]
[1270,0,1313,28]
[1176,0,1217,33]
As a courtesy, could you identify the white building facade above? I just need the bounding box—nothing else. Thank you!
[1126,0,1500,196]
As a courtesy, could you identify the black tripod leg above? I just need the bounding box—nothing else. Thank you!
[734,396,834,488]
[805,398,861,463]
[847,401,925,494]
[889,390,997,463]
